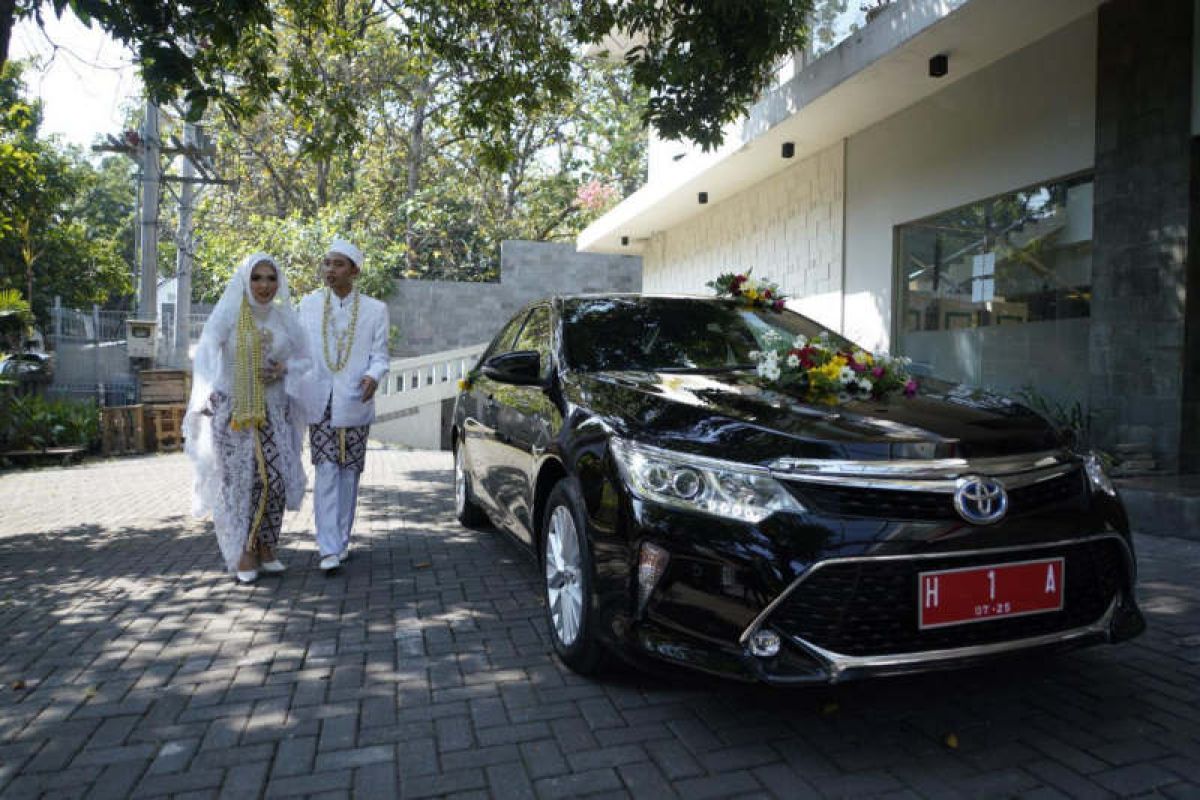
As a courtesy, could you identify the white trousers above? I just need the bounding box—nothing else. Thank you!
[314,461,360,556]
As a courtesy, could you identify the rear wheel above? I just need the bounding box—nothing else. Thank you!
[542,479,602,675]
[454,440,488,527]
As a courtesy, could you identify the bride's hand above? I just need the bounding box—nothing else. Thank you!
[261,360,286,383]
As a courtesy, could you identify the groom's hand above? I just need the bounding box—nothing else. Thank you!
[359,375,378,402]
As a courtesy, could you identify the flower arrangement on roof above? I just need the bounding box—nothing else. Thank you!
[750,330,919,403]
[706,270,788,312]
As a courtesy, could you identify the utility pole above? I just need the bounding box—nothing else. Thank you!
[138,101,161,320]
[173,122,197,365]
[94,107,234,368]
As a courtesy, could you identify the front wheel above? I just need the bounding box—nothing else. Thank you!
[454,441,488,527]
[542,479,602,675]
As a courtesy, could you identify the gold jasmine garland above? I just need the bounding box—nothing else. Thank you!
[231,296,267,431]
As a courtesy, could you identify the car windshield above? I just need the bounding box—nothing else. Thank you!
[561,297,855,373]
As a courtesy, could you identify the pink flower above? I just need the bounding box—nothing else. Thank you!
[772,299,785,312]
[903,378,919,396]
[872,366,885,379]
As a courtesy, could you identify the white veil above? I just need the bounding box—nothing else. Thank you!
[183,253,307,521]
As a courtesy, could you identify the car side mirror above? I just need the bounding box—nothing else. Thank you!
[482,350,544,386]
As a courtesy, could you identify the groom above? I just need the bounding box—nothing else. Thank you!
[298,238,390,571]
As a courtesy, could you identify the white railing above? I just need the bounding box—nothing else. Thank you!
[374,342,488,422]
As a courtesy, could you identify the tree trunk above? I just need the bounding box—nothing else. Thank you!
[404,79,431,275]
[0,0,16,74]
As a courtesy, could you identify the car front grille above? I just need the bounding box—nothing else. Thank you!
[765,537,1127,657]
[783,468,1085,520]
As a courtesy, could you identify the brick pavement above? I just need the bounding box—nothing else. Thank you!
[0,448,1196,799]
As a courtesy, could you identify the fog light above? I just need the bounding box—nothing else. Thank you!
[748,629,781,658]
[637,542,670,616]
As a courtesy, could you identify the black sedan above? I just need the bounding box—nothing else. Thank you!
[450,295,1144,684]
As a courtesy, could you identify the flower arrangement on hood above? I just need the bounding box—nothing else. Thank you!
[706,270,788,312]
[750,330,919,402]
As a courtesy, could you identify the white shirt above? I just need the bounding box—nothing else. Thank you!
[297,289,390,427]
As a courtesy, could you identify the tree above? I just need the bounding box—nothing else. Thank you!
[0,62,133,322]
[187,4,647,296]
[3,0,812,156]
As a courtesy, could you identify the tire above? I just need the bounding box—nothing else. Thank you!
[542,479,603,675]
[454,440,488,528]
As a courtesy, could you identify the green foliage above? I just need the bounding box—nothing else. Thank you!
[1014,385,1113,465]
[191,9,647,290]
[0,288,34,353]
[0,392,99,452]
[575,0,814,150]
[6,0,813,158]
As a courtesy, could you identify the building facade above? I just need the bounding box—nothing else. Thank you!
[579,0,1199,474]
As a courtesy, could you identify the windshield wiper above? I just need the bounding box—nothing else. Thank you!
[654,364,756,374]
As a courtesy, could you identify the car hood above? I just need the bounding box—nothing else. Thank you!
[567,370,1063,463]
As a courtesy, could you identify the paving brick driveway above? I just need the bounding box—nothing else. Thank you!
[0,449,1196,799]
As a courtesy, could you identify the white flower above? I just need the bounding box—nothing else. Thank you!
[762,329,782,342]
[857,378,873,392]
[786,354,800,368]
[839,366,856,383]
[748,350,761,360]
[792,335,808,348]
[762,363,781,381]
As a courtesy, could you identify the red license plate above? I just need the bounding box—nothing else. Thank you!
[918,557,1065,629]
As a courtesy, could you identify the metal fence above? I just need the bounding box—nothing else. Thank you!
[44,301,210,406]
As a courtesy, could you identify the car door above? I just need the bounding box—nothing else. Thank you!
[492,304,559,541]
[461,312,528,515]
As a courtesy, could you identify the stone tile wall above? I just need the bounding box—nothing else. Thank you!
[1090,0,1195,472]
[642,142,844,323]
[387,241,641,357]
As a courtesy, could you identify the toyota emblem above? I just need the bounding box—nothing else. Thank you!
[953,475,1008,525]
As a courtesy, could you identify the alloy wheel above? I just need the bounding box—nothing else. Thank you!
[545,505,584,647]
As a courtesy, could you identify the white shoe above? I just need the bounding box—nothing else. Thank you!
[260,559,286,574]
[319,554,340,572]
[236,569,258,584]
[338,545,351,562]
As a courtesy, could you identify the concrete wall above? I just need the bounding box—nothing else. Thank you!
[388,241,641,356]
[642,142,846,332]
[844,16,1098,351]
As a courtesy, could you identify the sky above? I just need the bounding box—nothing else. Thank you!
[10,11,140,151]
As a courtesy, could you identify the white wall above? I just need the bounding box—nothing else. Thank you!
[643,141,845,332]
[844,15,1097,351]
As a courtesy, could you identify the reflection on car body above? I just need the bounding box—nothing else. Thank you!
[451,294,1144,684]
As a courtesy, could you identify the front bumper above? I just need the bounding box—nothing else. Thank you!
[621,531,1145,685]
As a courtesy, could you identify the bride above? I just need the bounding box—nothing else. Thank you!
[183,253,309,583]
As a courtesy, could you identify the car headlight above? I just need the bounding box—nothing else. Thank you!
[1083,452,1117,496]
[609,437,804,523]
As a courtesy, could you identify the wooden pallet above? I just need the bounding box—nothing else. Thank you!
[145,404,186,452]
[100,404,146,456]
[139,369,191,405]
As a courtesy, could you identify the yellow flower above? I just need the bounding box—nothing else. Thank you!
[745,288,759,301]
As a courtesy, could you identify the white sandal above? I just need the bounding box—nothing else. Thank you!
[260,559,286,574]
[235,569,258,584]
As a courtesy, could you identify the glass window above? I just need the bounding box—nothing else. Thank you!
[480,312,528,364]
[511,305,553,378]
[896,175,1093,403]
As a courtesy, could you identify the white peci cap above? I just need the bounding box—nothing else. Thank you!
[326,237,363,268]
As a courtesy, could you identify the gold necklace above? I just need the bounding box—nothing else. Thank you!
[322,288,360,373]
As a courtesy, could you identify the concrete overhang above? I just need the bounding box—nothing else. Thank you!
[578,0,1104,255]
